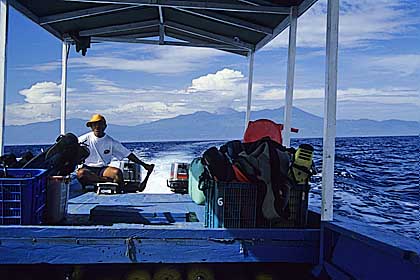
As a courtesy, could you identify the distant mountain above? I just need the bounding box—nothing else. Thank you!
[5,107,418,145]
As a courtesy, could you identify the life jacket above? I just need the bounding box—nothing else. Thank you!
[23,133,90,176]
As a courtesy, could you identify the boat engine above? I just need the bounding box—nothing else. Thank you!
[167,162,189,194]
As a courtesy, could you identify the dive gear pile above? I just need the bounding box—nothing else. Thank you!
[197,138,316,227]
[0,133,90,177]
[191,119,316,227]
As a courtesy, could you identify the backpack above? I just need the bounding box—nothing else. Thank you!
[219,140,244,161]
[201,146,235,182]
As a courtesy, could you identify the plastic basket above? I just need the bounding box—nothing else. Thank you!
[204,180,257,228]
[261,184,310,228]
[0,169,48,225]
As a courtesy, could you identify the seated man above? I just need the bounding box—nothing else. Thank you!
[77,114,154,193]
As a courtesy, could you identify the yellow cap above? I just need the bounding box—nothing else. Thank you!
[86,114,106,127]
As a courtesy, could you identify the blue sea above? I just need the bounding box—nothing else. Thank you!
[5,135,419,240]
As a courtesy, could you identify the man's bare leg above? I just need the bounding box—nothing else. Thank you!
[102,166,124,193]
[76,168,113,189]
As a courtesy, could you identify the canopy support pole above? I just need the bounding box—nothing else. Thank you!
[283,6,297,148]
[60,41,70,135]
[245,50,254,131]
[0,0,8,155]
[321,0,339,222]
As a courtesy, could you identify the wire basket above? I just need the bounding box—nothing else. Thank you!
[261,184,310,228]
[204,180,258,228]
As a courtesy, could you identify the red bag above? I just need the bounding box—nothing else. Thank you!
[243,119,298,144]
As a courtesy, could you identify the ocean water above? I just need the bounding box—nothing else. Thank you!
[5,135,419,240]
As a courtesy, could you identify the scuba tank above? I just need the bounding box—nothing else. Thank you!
[289,144,315,185]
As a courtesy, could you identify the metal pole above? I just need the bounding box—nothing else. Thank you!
[245,50,254,131]
[0,0,8,155]
[321,0,339,221]
[283,6,297,148]
[158,6,164,44]
[60,41,69,135]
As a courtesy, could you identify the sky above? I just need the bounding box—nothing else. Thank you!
[5,0,420,126]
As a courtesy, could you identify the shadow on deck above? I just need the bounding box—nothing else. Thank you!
[65,179,205,228]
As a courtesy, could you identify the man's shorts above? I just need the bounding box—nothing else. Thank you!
[81,165,107,177]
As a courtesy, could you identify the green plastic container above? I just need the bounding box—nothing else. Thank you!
[188,158,206,205]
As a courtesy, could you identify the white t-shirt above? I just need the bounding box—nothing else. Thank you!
[78,132,131,167]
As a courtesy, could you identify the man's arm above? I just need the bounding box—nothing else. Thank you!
[110,137,154,172]
[127,153,154,172]
[78,133,88,144]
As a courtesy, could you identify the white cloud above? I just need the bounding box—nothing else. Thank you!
[187,68,246,95]
[106,101,177,116]
[266,0,417,49]
[78,75,149,95]
[100,101,189,124]
[291,98,419,121]
[64,75,197,125]
[256,88,324,101]
[6,103,60,125]
[76,46,226,74]
[26,45,227,75]
[7,68,418,125]
[7,82,78,125]
[258,86,419,104]
[8,69,249,125]
[30,61,61,72]
[367,54,420,76]
[19,82,62,103]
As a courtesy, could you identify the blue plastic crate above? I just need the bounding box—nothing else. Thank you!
[204,180,257,228]
[0,169,47,225]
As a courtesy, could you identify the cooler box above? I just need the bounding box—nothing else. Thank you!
[188,158,205,205]
[46,176,70,224]
[0,169,47,225]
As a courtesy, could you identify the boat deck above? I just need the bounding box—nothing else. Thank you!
[0,181,418,280]
[0,181,321,265]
